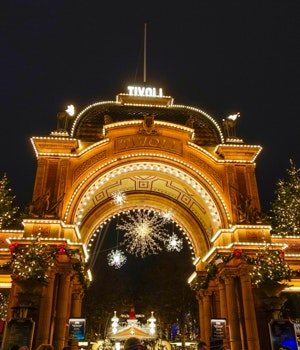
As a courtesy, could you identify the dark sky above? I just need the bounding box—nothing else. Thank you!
[0,1,299,212]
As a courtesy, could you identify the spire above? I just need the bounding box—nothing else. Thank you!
[143,22,147,83]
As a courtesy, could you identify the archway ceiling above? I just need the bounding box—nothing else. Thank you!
[69,162,228,254]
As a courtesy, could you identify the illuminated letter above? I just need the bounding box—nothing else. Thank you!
[127,86,134,95]
[145,87,152,96]
[158,88,163,97]
[138,86,145,96]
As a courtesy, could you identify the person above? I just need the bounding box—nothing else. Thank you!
[124,337,144,350]
[198,342,207,350]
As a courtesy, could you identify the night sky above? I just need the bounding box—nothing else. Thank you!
[1,1,299,213]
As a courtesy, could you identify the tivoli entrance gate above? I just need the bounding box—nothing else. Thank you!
[0,86,300,350]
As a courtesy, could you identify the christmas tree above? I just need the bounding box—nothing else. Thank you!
[268,160,300,236]
[250,247,292,287]
[0,173,21,229]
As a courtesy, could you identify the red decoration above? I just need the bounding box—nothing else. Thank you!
[9,242,18,253]
[56,243,67,255]
[234,248,242,258]
[279,249,285,260]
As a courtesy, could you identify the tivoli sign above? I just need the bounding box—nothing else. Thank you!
[127,86,163,97]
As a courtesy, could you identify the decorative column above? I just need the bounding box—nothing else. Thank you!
[240,271,260,349]
[223,274,242,350]
[53,272,72,350]
[69,281,84,350]
[196,291,205,341]
[218,277,228,319]
[202,290,212,344]
[35,273,55,346]
[71,282,84,317]
[218,277,230,348]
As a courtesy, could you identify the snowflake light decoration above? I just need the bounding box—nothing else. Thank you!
[112,190,127,206]
[161,209,173,222]
[117,210,169,258]
[107,249,127,269]
[165,233,183,252]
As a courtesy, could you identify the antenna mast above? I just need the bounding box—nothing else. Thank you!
[143,22,147,83]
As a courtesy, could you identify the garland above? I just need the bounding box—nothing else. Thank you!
[1,236,89,288]
[190,247,292,291]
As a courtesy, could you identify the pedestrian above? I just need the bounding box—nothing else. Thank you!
[124,337,144,350]
[198,342,207,350]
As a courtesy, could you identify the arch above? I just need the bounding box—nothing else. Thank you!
[63,159,231,260]
[2,88,283,350]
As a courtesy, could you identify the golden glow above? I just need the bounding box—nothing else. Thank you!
[68,99,224,142]
[87,269,93,281]
[70,161,226,234]
[202,241,288,262]
[187,271,197,284]
[211,225,272,243]
[189,142,262,164]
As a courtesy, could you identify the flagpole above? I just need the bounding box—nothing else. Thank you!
[143,22,147,83]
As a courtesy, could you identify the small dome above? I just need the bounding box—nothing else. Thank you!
[70,99,223,145]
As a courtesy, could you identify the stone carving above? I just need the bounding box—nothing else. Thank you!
[139,114,157,134]
[29,191,65,218]
[231,185,264,224]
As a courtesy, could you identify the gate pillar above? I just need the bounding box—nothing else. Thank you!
[240,272,260,349]
[36,273,56,345]
[53,273,72,350]
[223,275,242,350]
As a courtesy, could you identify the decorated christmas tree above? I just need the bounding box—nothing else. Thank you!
[9,236,55,284]
[250,247,292,287]
[268,160,300,236]
[0,173,21,229]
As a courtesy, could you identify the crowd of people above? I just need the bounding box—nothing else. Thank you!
[123,337,230,350]
[10,337,231,350]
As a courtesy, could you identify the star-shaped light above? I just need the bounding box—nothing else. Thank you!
[117,209,169,258]
[165,233,183,252]
[112,190,127,206]
[161,209,173,222]
[107,249,127,269]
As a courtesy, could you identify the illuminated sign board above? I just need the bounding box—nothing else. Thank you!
[68,318,86,340]
[211,318,226,339]
[127,86,163,97]
[269,319,298,350]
